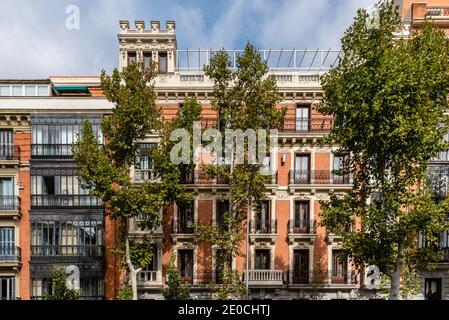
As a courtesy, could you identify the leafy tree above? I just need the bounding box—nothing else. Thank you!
[317,0,449,300]
[73,61,192,300]
[161,254,190,300]
[44,267,79,300]
[195,43,286,298]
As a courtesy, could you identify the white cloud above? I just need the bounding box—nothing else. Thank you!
[0,0,380,78]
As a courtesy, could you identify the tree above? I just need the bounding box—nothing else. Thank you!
[44,267,79,300]
[161,254,190,300]
[317,0,449,300]
[194,43,286,298]
[73,61,192,300]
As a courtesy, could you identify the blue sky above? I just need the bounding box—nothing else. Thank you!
[0,0,377,78]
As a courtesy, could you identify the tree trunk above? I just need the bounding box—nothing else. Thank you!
[125,231,142,300]
[390,243,405,300]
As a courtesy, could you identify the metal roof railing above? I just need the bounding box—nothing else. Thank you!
[176,49,342,72]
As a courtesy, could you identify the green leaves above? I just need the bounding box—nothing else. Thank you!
[318,0,449,297]
[161,253,190,300]
[44,267,79,300]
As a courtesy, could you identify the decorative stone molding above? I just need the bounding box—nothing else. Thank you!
[150,20,160,31]
[119,20,129,31]
[166,20,176,31]
[135,20,145,32]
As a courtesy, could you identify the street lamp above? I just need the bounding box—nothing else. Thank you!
[246,163,260,300]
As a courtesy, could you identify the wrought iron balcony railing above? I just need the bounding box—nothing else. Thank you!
[133,169,157,182]
[0,246,21,262]
[31,245,104,257]
[172,217,195,234]
[289,170,352,185]
[31,195,102,209]
[250,219,277,234]
[288,219,316,234]
[0,145,20,161]
[281,117,333,133]
[0,196,20,211]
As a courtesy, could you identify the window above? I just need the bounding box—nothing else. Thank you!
[178,249,194,284]
[31,220,104,257]
[255,201,271,233]
[128,52,136,65]
[32,277,103,299]
[216,200,230,230]
[293,201,309,233]
[293,250,309,284]
[255,249,270,270]
[37,86,48,96]
[0,130,13,160]
[25,86,36,96]
[425,278,442,300]
[332,250,347,283]
[11,86,22,96]
[158,52,167,74]
[0,227,15,259]
[177,201,194,233]
[0,86,10,96]
[143,52,152,70]
[296,105,310,131]
[0,178,15,210]
[333,155,350,183]
[294,154,310,183]
[0,277,15,300]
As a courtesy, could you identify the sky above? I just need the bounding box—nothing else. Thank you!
[0,0,378,79]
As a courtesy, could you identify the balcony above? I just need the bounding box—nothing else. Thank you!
[288,219,317,244]
[132,169,157,182]
[0,196,21,218]
[31,194,102,209]
[243,270,284,287]
[250,219,277,243]
[171,217,195,243]
[288,170,352,188]
[0,145,20,162]
[281,117,333,133]
[31,245,104,257]
[129,215,163,237]
[329,269,358,286]
[412,4,449,27]
[137,270,162,287]
[179,169,229,186]
[31,144,73,158]
[0,246,21,268]
[419,229,449,262]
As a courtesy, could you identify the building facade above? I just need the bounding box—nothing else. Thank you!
[0,0,448,300]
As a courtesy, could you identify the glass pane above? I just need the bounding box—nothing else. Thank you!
[0,86,10,96]
[25,86,36,96]
[11,86,22,96]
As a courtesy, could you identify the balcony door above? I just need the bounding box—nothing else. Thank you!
[333,155,350,183]
[0,227,15,259]
[425,278,442,300]
[216,200,230,231]
[293,250,309,284]
[178,249,194,284]
[255,249,270,270]
[332,250,347,283]
[0,130,13,159]
[296,105,310,131]
[294,201,309,233]
[0,277,15,300]
[255,201,271,233]
[0,178,14,210]
[295,154,310,183]
[178,201,194,233]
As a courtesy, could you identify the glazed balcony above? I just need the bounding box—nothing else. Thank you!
[412,3,449,26]
[0,196,21,218]
[243,270,284,287]
[30,244,104,257]
[419,229,449,262]
[31,194,102,209]
[0,145,20,162]
[0,246,21,268]
[288,170,352,185]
